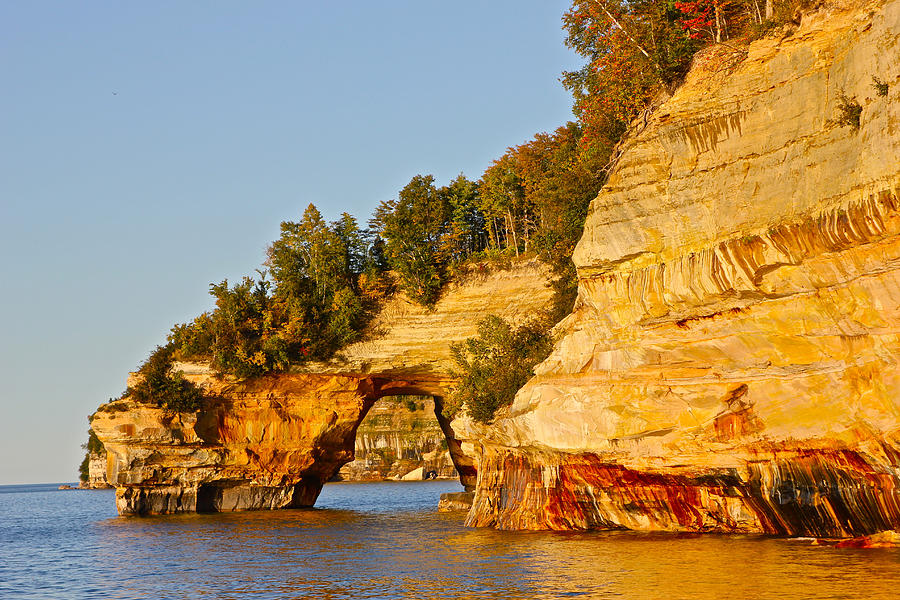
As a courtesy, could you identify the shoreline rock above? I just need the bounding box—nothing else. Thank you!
[456,0,900,536]
[439,492,474,512]
[90,261,551,515]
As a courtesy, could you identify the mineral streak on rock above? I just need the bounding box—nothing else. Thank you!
[458,0,900,535]
[91,261,552,515]
[466,446,900,536]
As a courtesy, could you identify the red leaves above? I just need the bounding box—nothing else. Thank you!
[675,1,716,39]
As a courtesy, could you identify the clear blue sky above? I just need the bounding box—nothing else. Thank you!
[0,1,581,484]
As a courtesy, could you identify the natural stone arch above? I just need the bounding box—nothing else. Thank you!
[185,377,473,514]
[347,377,477,490]
[93,372,476,515]
[333,392,457,482]
[91,261,552,515]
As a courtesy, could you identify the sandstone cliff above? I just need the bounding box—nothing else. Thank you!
[78,451,112,489]
[335,396,457,481]
[457,0,900,537]
[91,261,551,514]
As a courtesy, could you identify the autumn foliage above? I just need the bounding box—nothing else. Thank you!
[562,1,698,146]
[118,0,816,388]
[563,0,813,148]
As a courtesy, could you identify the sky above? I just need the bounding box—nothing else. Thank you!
[0,1,582,485]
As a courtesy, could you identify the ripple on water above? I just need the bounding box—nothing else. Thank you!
[1,481,900,599]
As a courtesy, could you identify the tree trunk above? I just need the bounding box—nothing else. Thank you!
[522,206,530,253]
[487,217,498,250]
[765,0,773,20]
[714,4,723,43]
[506,209,519,258]
[595,0,651,59]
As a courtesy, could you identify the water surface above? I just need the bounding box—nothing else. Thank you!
[2,481,899,599]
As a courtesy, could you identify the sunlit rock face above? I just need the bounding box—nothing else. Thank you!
[335,396,457,482]
[460,0,900,536]
[93,374,381,515]
[79,451,112,489]
[91,261,552,515]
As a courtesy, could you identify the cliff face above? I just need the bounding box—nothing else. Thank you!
[79,451,112,489]
[335,396,457,481]
[91,261,551,514]
[459,0,900,536]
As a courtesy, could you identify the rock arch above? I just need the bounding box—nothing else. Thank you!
[339,391,474,485]
[93,372,480,515]
[91,261,551,515]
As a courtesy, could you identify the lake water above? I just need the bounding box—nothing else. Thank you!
[2,481,900,599]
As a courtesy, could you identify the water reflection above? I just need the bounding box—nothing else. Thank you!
[3,482,900,599]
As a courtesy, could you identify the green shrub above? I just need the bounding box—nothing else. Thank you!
[78,428,104,483]
[78,454,90,482]
[872,75,889,97]
[835,92,862,129]
[370,175,450,308]
[85,428,103,453]
[446,315,552,424]
[167,207,387,379]
[129,344,204,412]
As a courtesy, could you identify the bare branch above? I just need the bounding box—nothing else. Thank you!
[594,0,652,60]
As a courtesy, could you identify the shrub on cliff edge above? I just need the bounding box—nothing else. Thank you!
[128,344,204,412]
[446,315,552,424]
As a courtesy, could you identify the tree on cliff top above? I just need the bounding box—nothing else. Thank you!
[562,0,812,151]
[268,204,353,303]
[562,0,698,147]
[478,122,606,319]
[370,175,452,307]
[128,344,204,412]
[169,204,387,378]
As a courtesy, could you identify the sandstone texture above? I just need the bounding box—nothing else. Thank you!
[78,451,112,489]
[457,0,900,536]
[334,396,457,482]
[91,261,551,515]
[302,261,550,377]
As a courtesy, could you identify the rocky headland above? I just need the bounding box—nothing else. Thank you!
[91,261,551,514]
[90,0,900,539]
[79,451,112,489]
[455,0,900,536]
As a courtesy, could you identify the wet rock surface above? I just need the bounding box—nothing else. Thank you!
[438,492,475,512]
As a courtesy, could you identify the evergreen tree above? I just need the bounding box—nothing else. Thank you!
[439,174,486,263]
[371,175,450,306]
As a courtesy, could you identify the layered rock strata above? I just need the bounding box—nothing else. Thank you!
[334,396,457,481]
[79,451,112,489]
[91,261,551,515]
[459,0,900,536]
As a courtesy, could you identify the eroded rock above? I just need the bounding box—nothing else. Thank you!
[91,262,552,515]
[335,396,457,482]
[457,0,900,536]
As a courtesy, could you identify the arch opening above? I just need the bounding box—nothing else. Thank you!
[335,385,477,492]
[334,395,456,482]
